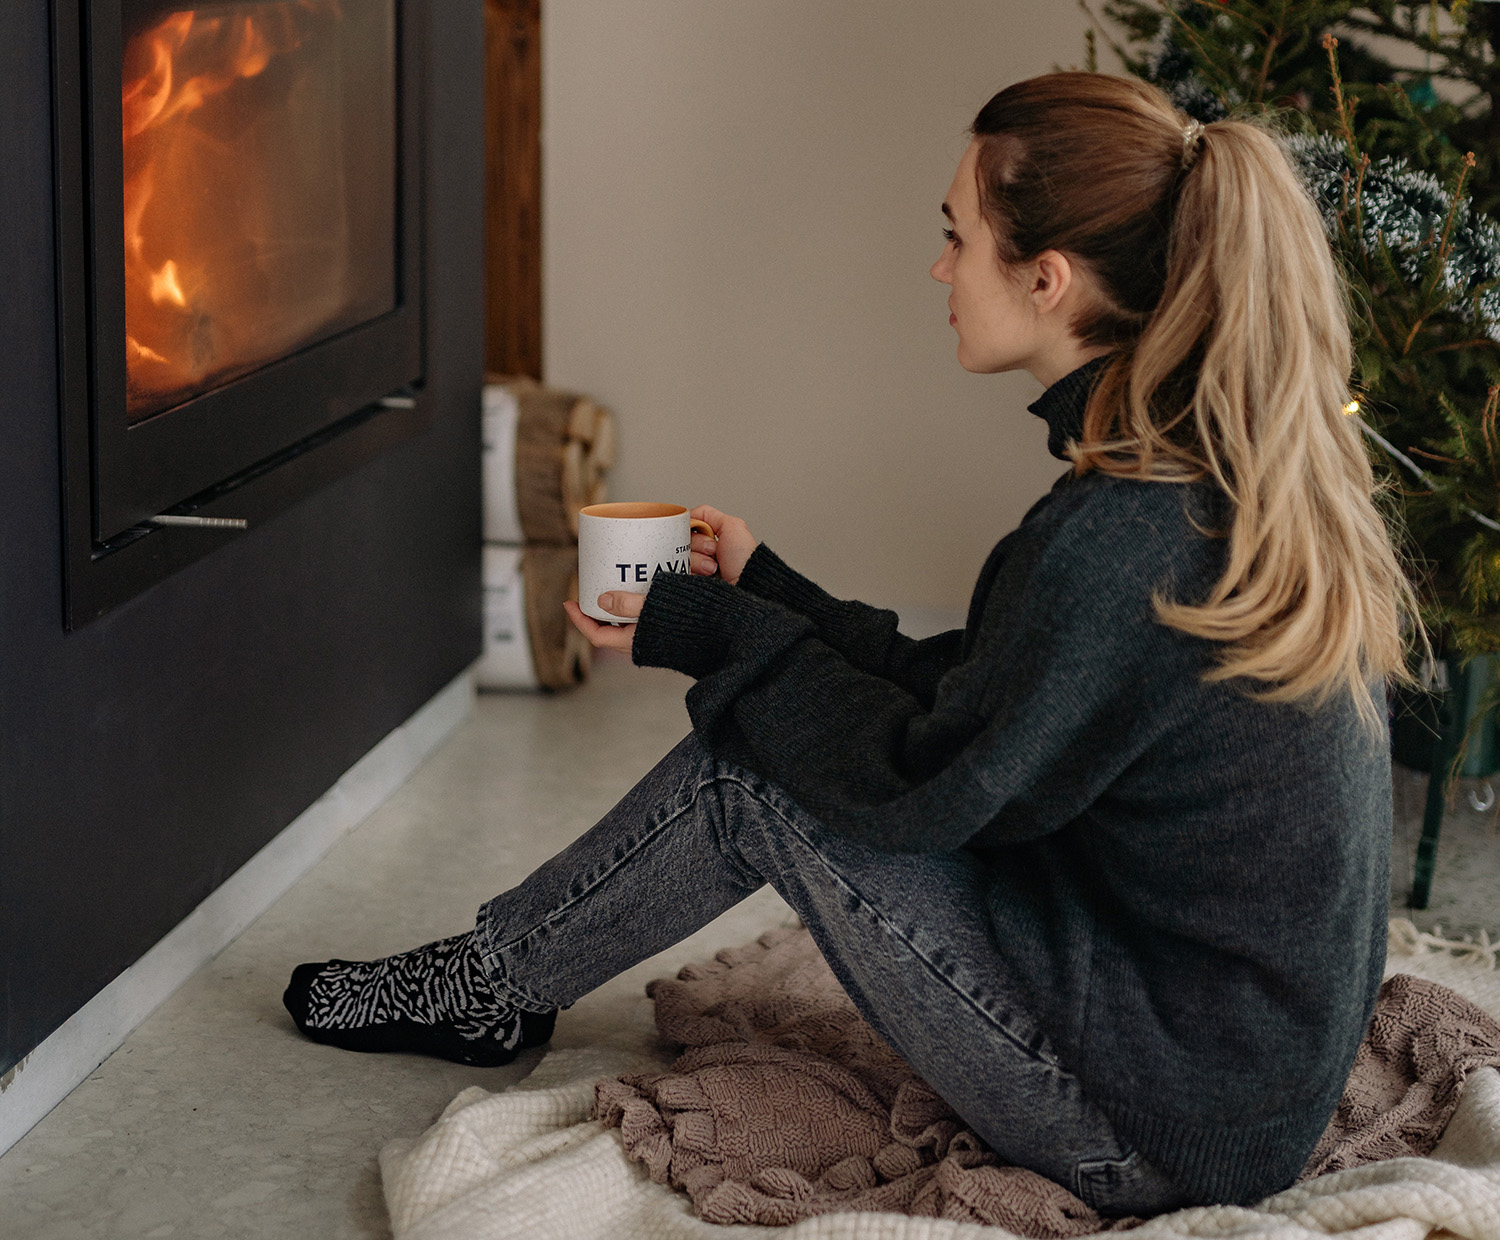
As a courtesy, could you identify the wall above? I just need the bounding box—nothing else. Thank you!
[0,1,484,1078]
[543,1,1092,615]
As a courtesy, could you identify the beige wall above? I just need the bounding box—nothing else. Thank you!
[543,1,1092,616]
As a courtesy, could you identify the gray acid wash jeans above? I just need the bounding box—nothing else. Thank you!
[475,732,1189,1217]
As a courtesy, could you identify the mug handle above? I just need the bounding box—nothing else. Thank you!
[690,519,715,538]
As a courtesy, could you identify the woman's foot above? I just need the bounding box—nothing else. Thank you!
[282,930,556,1067]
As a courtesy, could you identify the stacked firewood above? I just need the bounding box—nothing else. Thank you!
[477,376,617,690]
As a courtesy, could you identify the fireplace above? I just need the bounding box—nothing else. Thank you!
[0,0,480,1102]
[54,0,430,625]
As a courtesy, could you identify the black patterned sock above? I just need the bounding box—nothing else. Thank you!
[281,931,556,1067]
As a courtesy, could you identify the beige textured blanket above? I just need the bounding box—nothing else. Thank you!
[592,927,1500,1233]
[380,920,1500,1240]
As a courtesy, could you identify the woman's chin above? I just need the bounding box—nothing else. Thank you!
[955,349,1009,376]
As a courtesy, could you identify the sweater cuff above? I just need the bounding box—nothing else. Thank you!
[737,545,857,631]
[632,572,742,678]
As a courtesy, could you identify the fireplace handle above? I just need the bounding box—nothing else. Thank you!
[135,395,418,535]
[146,515,249,530]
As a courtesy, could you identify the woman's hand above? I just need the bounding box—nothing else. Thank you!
[564,504,757,653]
[563,593,643,654]
[690,506,759,585]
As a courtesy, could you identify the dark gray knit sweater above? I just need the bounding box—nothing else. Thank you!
[631,360,1391,1207]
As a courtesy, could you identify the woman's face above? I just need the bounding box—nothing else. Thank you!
[929,141,1041,375]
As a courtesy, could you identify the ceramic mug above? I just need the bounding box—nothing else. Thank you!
[577,502,715,623]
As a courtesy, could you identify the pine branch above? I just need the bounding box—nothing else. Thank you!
[1078,1,1136,73]
[1483,385,1500,494]
[1410,447,1465,465]
[1165,3,1243,100]
[1434,152,1479,276]
[1406,151,1479,353]
[1340,8,1494,88]
[1323,33,1361,163]
[1354,150,1371,263]
[1257,28,1284,103]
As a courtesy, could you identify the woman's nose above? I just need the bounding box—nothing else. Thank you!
[929,253,951,283]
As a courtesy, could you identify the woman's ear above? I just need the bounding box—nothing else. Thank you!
[1029,250,1075,316]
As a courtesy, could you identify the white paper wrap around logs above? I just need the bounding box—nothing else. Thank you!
[482,388,526,544]
[478,545,593,692]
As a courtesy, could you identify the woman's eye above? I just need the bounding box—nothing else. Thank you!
[942,227,958,245]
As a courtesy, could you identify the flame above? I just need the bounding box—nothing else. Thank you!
[149,260,188,308]
[122,11,276,140]
[122,3,347,416]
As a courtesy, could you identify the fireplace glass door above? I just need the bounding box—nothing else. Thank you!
[122,2,398,420]
[59,0,424,574]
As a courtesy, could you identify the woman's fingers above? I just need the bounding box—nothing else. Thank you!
[690,504,727,534]
[563,599,637,653]
[596,591,645,620]
[689,505,757,587]
[691,529,721,576]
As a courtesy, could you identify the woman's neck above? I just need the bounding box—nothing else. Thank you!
[1029,342,1113,390]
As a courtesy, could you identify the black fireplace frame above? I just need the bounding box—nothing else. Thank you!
[52,0,431,628]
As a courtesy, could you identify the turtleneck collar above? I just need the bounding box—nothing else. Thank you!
[1027,355,1112,461]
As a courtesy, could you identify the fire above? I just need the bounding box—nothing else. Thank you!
[149,260,188,308]
[121,3,347,417]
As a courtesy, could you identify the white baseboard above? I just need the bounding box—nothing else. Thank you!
[0,668,476,1159]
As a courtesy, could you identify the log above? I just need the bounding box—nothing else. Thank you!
[567,396,599,445]
[485,377,614,544]
[589,404,616,470]
[514,384,582,543]
[522,544,591,689]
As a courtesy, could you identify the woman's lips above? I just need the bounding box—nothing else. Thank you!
[949,313,957,325]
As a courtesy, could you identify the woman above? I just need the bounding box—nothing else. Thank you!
[283,73,1415,1214]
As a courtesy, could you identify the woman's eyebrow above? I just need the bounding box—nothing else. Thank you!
[941,203,955,222]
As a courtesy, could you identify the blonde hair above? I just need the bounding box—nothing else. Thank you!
[971,73,1418,732]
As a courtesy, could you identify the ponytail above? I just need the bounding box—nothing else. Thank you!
[971,74,1418,732]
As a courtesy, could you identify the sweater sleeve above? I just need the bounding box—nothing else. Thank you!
[632,502,1180,853]
[734,545,963,706]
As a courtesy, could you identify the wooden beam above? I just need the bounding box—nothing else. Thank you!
[484,0,542,379]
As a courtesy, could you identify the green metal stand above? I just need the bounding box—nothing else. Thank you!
[1412,688,1460,910]
[1393,653,1500,910]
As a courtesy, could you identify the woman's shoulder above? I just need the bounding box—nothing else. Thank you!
[1011,473,1230,603]
[1031,470,1228,547]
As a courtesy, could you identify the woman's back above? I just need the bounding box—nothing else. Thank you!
[961,393,1390,1201]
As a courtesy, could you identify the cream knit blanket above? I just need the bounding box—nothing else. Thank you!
[381,926,1500,1240]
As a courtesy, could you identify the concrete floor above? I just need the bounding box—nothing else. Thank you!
[1391,760,1500,943]
[1,649,1497,1238]
[0,654,798,1239]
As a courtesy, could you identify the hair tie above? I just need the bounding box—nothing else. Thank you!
[1181,120,1206,170]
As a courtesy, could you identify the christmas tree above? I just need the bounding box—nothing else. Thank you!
[1087,1,1500,658]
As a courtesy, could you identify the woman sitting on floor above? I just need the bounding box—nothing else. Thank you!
[283,72,1417,1216]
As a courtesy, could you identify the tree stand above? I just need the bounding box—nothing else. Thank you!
[1392,654,1500,910]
